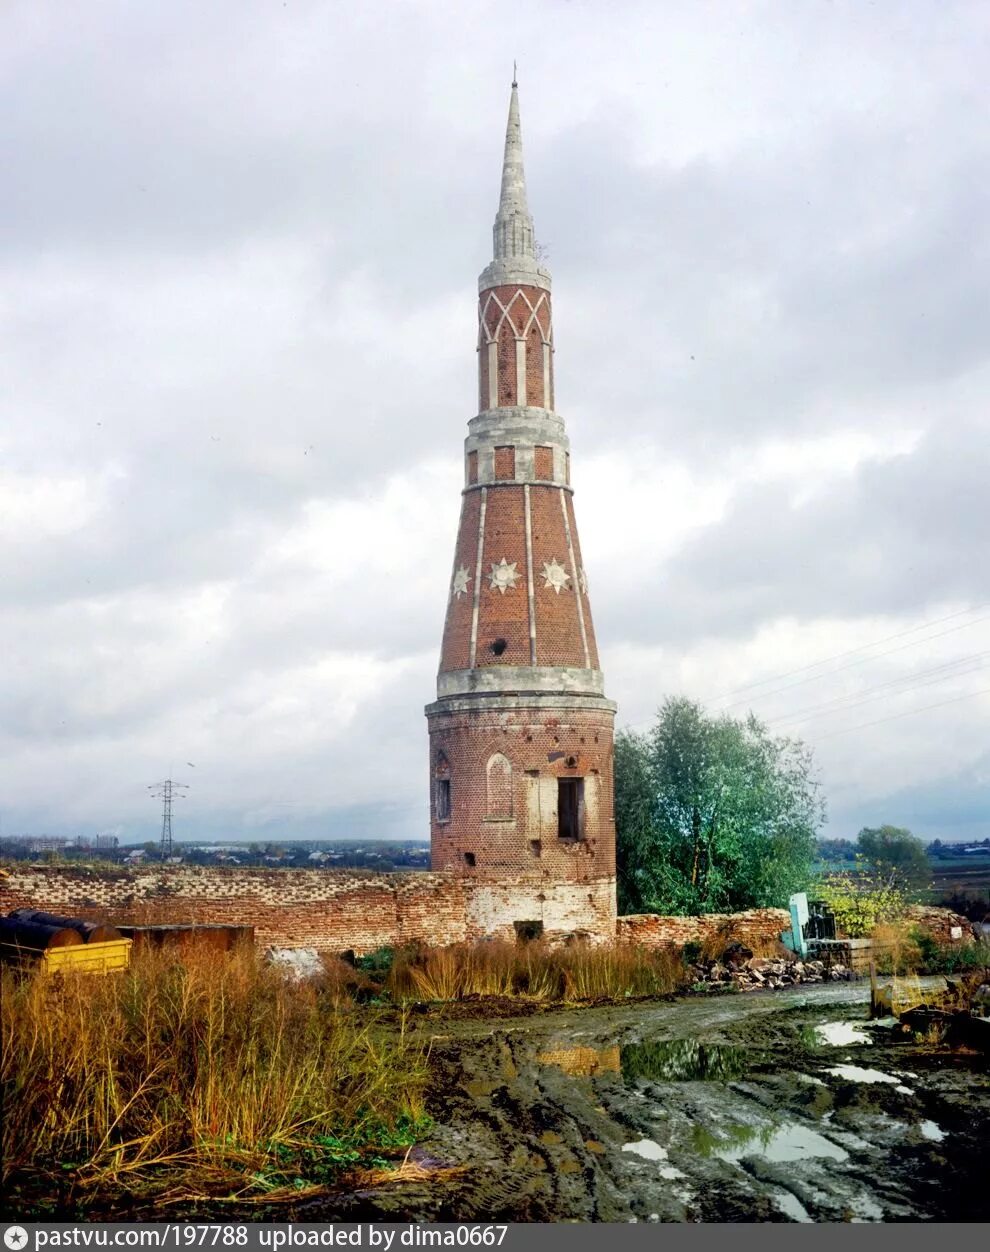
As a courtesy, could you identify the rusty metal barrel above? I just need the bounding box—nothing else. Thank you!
[7,909,122,944]
[0,916,84,950]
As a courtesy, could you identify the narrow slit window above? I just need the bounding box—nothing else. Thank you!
[436,778,451,822]
[557,777,585,841]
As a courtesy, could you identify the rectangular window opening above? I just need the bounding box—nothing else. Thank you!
[557,777,585,841]
[514,919,544,944]
[436,779,451,822]
[463,851,476,867]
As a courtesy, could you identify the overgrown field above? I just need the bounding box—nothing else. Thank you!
[1,946,430,1217]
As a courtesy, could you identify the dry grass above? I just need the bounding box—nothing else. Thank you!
[386,939,687,1004]
[870,921,923,975]
[1,945,429,1214]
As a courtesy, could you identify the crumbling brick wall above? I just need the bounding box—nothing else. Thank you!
[0,865,617,954]
[904,904,976,944]
[615,909,791,951]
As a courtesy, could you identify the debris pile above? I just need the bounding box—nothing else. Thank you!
[687,943,853,992]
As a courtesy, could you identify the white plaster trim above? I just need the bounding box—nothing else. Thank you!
[560,488,591,668]
[436,666,606,698]
[542,340,551,410]
[523,484,537,665]
[469,487,487,668]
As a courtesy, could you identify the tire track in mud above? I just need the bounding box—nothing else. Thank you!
[309,983,990,1223]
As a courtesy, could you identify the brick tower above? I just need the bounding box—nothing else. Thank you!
[425,79,617,941]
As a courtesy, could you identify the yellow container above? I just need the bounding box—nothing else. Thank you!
[0,938,132,976]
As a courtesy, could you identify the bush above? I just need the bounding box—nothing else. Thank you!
[817,870,906,937]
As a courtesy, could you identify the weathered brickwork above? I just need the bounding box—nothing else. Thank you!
[439,490,480,672]
[616,909,792,951]
[428,81,616,941]
[476,485,530,663]
[903,904,975,944]
[2,869,972,957]
[478,284,553,412]
[0,866,615,952]
[428,705,615,880]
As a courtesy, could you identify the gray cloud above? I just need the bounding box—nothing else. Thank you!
[2,0,988,843]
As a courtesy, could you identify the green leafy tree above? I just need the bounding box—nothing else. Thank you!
[616,697,825,915]
[856,824,929,887]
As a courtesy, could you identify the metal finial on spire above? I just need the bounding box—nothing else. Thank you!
[512,60,517,87]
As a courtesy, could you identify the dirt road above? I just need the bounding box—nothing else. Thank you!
[312,982,990,1223]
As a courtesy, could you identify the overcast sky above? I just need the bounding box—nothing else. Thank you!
[2,0,988,846]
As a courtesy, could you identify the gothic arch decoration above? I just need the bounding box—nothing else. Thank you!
[478,288,552,347]
[485,752,513,819]
[434,751,451,822]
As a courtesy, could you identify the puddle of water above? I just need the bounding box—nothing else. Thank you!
[849,1194,884,1222]
[694,1120,848,1164]
[826,1065,915,1096]
[621,1039,752,1083]
[826,1064,900,1085]
[622,1138,668,1161]
[773,1191,812,1223]
[919,1120,945,1142]
[814,1021,873,1047]
[537,1044,621,1077]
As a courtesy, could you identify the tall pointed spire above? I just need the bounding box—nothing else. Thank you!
[492,79,536,265]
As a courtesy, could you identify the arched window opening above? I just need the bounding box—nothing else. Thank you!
[486,752,513,819]
[435,752,451,823]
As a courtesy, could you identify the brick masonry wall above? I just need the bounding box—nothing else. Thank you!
[428,705,615,882]
[616,909,792,950]
[0,866,616,953]
[904,904,976,944]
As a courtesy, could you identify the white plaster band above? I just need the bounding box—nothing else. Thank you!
[468,487,487,668]
[479,263,551,293]
[559,487,591,668]
[426,692,617,718]
[436,666,606,698]
[523,484,537,665]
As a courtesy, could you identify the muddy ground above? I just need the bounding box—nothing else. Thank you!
[311,982,990,1223]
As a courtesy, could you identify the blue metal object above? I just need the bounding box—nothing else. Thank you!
[781,892,810,957]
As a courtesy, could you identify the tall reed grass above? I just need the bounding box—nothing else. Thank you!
[1,946,428,1214]
[386,939,686,1003]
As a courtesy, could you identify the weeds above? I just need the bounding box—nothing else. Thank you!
[386,939,687,1004]
[1,946,428,1215]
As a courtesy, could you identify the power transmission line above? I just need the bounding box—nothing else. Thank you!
[813,685,990,741]
[147,779,189,860]
[714,613,990,714]
[766,651,990,729]
[706,602,987,705]
[614,604,989,735]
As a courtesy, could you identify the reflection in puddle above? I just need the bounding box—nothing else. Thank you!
[693,1120,848,1163]
[621,1039,752,1083]
[537,1045,621,1077]
[849,1194,884,1222]
[622,1138,668,1161]
[773,1191,812,1223]
[814,1021,873,1047]
[826,1065,913,1093]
